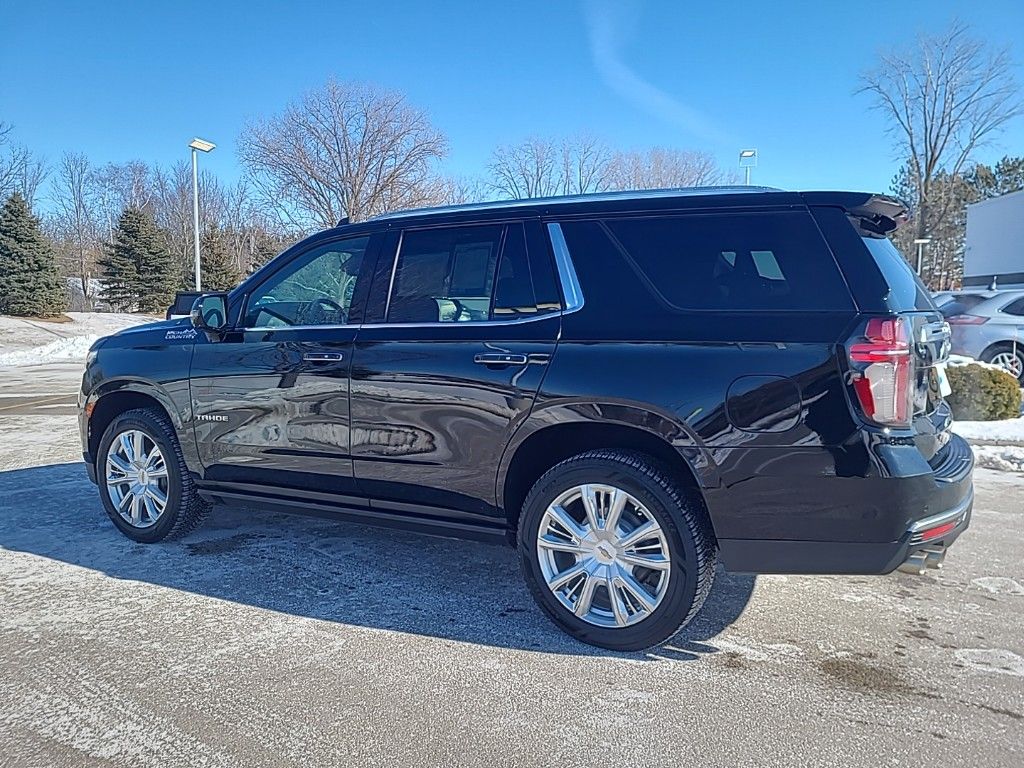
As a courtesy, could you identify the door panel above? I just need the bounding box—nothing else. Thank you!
[349,220,561,522]
[189,233,378,504]
[349,316,559,520]
[191,329,361,499]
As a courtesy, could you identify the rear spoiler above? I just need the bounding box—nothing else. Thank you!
[801,192,909,237]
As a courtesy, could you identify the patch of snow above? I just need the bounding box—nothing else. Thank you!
[0,335,97,366]
[954,648,1024,677]
[971,577,1024,596]
[971,444,1024,473]
[0,312,156,368]
[947,354,1008,373]
[953,418,1024,443]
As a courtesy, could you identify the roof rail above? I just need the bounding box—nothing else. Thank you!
[363,185,786,223]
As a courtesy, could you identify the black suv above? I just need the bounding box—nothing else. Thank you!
[79,187,973,650]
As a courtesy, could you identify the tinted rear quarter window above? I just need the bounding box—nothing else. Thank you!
[601,212,853,312]
[859,235,935,311]
[939,294,989,317]
[1003,297,1024,316]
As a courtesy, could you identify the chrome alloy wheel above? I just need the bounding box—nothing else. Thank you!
[990,351,1024,379]
[104,429,170,528]
[536,484,671,628]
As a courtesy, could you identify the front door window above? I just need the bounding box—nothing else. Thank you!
[244,236,370,328]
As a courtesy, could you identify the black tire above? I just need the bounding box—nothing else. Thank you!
[96,407,209,543]
[518,450,717,651]
[981,343,1024,384]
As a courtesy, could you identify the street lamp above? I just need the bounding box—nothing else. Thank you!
[739,149,757,186]
[189,137,216,291]
[913,237,931,275]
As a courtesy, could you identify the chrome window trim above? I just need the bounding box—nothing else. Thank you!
[240,313,559,333]
[359,312,558,330]
[383,229,405,321]
[546,222,584,313]
[240,324,357,332]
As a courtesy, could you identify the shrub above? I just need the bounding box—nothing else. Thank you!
[946,363,1021,421]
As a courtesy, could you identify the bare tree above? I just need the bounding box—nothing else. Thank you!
[606,147,729,190]
[0,122,48,205]
[238,79,448,228]
[431,176,490,206]
[49,152,102,305]
[488,136,732,199]
[489,135,614,199]
[859,21,1024,244]
[488,137,561,199]
[559,134,615,195]
[92,161,155,241]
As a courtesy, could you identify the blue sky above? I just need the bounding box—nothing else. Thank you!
[3,0,1023,198]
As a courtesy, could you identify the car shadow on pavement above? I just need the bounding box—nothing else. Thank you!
[0,462,756,660]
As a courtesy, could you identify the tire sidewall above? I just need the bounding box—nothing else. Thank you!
[519,456,701,651]
[96,412,185,544]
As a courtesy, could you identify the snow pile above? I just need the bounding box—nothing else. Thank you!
[953,418,1024,443]
[947,354,1010,373]
[0,335,98,366]
[0,313,157,368]
[972,445,1024,473]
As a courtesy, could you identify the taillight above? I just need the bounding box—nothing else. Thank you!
[848,317,913,427]
[945,314,988,325]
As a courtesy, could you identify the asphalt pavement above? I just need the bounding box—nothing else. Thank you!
[0,364,1021,767]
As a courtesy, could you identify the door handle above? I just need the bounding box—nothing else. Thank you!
[302,352,344,362]
[473,353,528,366]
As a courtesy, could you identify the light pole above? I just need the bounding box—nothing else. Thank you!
[739,149,757,186]
[188,138,216,291]
[913,237,931,276]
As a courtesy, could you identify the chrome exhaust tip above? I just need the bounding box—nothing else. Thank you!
[897,551,928,575]
[923,545,946,570]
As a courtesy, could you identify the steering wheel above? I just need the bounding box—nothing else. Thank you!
[449,298,468,322]
[313,296,346,322]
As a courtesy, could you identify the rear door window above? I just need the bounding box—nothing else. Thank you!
[385,223,556,324]
[601,212,853,312]
[491,223,557,319]
[388,225,502,323]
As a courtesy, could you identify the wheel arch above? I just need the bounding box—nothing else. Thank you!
[979,340,1024,377]
[980,339,1024,358]
[85,379,191,469]
[497,402,720,542]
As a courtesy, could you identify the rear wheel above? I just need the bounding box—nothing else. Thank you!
[518,450,716,651]
[982,344,1024,383]
[97,408,208,543]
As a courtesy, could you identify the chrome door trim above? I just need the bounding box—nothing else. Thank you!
[546,222,585,313]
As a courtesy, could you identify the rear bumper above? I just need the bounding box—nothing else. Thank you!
[718,487,972,574]
[716,433,974,575]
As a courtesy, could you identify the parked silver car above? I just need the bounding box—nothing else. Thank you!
[935,290,1024,381]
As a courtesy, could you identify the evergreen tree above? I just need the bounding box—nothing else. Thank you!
[199,225,242,290]
[967,156,1024,200]
[0,192,67,317]
[99,207,177,313]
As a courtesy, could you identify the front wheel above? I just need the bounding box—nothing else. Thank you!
[96,407,208,543]
[518,450,717,651]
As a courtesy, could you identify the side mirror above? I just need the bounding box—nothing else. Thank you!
[190,293,229,339]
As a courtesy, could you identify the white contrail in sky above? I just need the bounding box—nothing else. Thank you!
[583,0,725,144]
